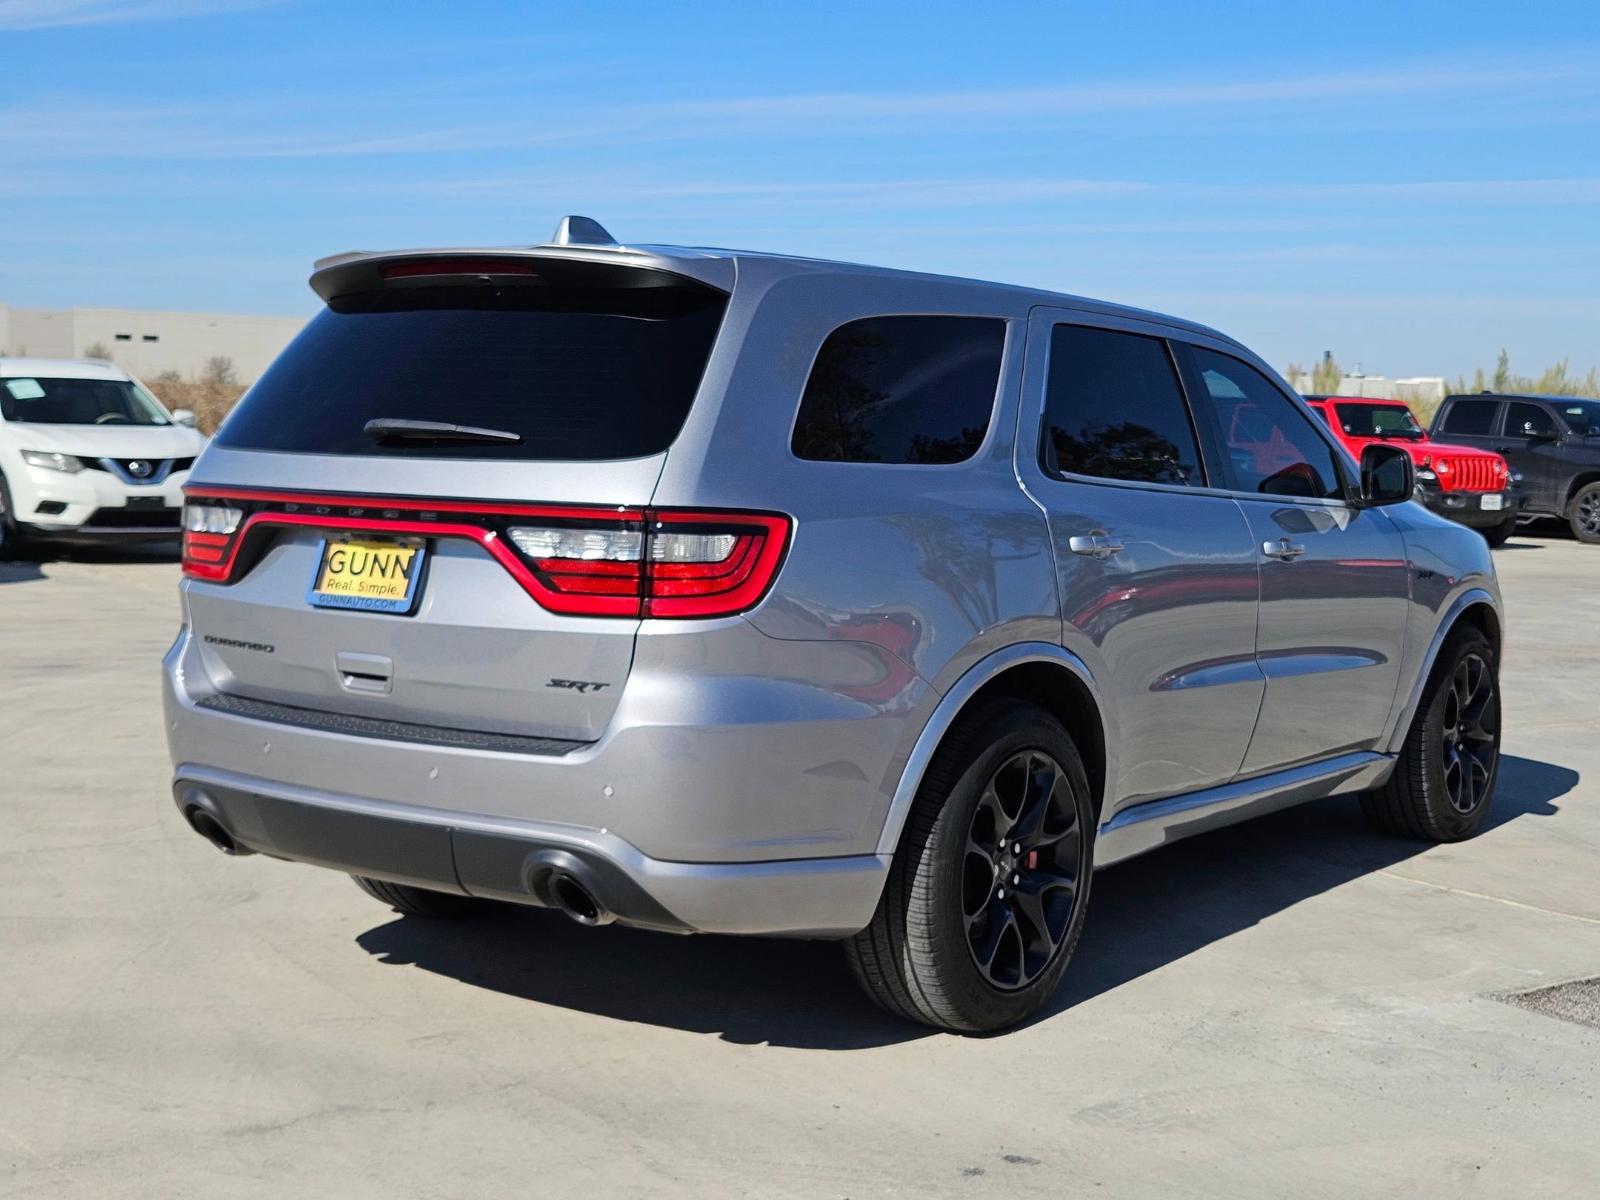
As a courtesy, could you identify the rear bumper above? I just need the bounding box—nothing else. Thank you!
[164,620,921,936]
[173,767,889,937]
[1415,483,1527,528]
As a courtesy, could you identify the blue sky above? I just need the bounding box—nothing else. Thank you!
[2,0,1598,379]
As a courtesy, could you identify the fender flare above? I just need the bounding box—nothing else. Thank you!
[1383,585,1501,755]
[873,642,1110,856]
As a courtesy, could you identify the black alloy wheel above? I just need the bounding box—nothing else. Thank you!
[961,750,1085,990]
[1440,651,1499,816]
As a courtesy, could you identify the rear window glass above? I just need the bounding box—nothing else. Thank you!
[1438,400,1497,436]
[791,316,1004,464]
[215,281,727,460]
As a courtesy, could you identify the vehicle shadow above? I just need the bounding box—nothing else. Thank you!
[32,539,180,565]
[1038,753,1577,1026]
[1,539,177,583]
[0,559,47,585]
[355,754,1577,1047]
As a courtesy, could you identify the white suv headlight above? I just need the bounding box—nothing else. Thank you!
[20,449,84,473]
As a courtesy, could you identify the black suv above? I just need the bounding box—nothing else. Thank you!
[1431,393,1600,544]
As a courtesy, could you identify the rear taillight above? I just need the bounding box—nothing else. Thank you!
[181,501,243,580]
[182,490,790,620]
[506,515,647,616]
[504,509,790,618]
[644,511,790,618]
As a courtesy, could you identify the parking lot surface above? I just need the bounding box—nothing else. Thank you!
[2,531,1597,1198]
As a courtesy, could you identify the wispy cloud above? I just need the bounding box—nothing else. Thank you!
[644,60,1600,127]
[0,0,285,31]
[5,51,1598,162]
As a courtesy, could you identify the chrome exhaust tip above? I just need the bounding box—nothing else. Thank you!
[184,806,250,856]
[546,871,612,926]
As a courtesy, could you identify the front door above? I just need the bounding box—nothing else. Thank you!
[1018,312,1263,809]
[1174,343,1411,773]
[1498,399,1567,513]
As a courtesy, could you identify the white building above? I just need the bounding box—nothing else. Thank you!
[0,303,306,383]
[1287,367,1447,406]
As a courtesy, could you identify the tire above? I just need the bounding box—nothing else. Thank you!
[1360,626,1500,841]
[845,699,1095,1033]
[352,875,486,919]
[1567,481,1600,544]
[1482,517,1517,548]
[0,472,29,562]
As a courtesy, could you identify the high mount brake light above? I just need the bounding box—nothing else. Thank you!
[381,258,537,280]
[181,491,790,619]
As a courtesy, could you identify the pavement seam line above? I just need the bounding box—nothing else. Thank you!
[1376,870,1600,927]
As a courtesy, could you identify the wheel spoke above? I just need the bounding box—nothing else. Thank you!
[967,896,1018,976]
[1443,751,1462,807]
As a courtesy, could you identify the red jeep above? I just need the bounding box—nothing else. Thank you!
[1303,395,1526,545]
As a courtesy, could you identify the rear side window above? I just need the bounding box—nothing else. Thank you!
[215,279,727,461]
[1439,400,1498,436]
[1185,348,1342,500]
[1041,324,1202,487]
[791,316,1004,464]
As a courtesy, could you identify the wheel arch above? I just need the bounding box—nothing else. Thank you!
[1385,587,1501,755]
[1564,470,1600,507]
[875,643,1111,857]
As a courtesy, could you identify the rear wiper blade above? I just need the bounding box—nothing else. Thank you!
[363,418,522,445]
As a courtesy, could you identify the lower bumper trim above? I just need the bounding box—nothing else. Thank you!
[172,766,889,938]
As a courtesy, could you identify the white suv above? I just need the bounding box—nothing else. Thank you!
[0,357,206,556]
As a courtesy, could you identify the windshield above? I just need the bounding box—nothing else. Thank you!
[1335,403,1423,440]
[1557,399,1600,436]
[1,376,171,426]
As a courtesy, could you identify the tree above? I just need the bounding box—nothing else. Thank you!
[202,356,239,387]
[83,341,113,361]
[1491,349,1511,393]
[1311,355,1343,394]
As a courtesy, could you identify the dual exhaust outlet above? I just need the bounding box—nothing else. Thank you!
[182,800,613,927]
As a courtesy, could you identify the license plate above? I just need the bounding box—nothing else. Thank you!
[1481,494,1504,511]
[308,536,427,614]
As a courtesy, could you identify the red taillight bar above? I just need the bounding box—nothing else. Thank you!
[181,489,790,620]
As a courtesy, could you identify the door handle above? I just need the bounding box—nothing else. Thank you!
[1068,531,1125,559]
[1261,538,1307,561]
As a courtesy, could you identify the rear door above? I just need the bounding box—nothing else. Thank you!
[1174,343,1411,772]
[183,258,728,742]
[1018,311,1263,806]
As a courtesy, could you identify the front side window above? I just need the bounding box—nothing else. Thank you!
[1040,325,1202,486]
[1186,348,1342,499]
[1506,401,1557,439]
[1557,399,1600,437]
[1335,403,1424,440]
[1,376,171,426]
[1438,399,1498,436]
[792,315,1005,464]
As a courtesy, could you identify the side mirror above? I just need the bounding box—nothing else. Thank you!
[1525,426,1559,442]
[1358,443,1414,506]
[172,408,198,429]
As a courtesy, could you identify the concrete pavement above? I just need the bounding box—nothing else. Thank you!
[1,530,1596,1198]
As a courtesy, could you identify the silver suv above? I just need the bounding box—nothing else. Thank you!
[166,217,1504,1032]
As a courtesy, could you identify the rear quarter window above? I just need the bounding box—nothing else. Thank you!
[791,315,1005,464]
[1438,399,1498,436]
